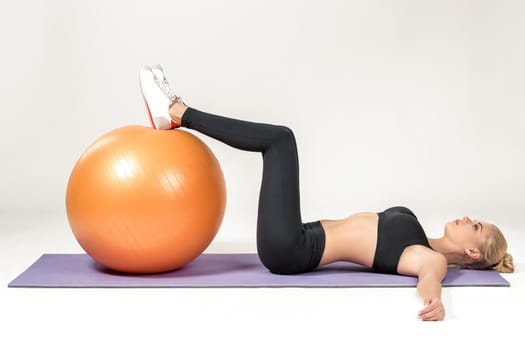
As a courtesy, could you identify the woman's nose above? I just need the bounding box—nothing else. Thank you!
[463,216,472,223]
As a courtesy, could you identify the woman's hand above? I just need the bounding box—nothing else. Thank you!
[418,298,445,321]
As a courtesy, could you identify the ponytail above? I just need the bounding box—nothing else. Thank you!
[493,252,514,273]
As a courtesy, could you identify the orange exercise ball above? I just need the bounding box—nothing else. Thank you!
[66,125,226,274]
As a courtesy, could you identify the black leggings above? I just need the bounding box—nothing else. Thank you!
[182,107,326,275]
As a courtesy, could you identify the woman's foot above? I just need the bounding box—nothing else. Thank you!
[139,65,185,129]
[169,100,188,126]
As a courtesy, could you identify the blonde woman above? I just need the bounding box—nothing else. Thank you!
[140,65,514,321]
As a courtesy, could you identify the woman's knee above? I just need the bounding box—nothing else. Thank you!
[270,125,296,144]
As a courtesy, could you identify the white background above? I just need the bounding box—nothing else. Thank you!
[1,0,524,349]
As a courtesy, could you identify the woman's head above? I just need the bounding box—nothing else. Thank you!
[443,216,514,273]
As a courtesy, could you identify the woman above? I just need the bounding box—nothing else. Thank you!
[139,65,514,321]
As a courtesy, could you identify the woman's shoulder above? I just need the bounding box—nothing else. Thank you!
[397,245,447,276]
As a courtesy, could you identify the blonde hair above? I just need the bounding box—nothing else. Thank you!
[467,224,514,273]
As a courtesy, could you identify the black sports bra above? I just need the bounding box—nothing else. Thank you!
[373,206,431,274]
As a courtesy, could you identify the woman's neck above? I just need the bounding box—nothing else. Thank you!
[428,237,462,265]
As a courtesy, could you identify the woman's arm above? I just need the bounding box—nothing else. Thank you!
[398,246,448,321]
[416,253,447,321]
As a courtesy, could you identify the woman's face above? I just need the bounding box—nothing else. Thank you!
[444,216,490,250]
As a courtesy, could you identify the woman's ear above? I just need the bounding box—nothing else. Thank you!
[464,248,481,261]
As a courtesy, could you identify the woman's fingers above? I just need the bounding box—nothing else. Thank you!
[418,298,445,321]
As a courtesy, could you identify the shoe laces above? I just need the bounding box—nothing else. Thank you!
[152,72,186,106]
[153,74,176,100]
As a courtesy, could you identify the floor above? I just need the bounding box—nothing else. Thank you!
[1,211,523,349]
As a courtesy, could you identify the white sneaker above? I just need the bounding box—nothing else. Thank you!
[139,65,182,129]
[151,64,186,105]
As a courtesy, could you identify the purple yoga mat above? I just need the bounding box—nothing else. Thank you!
[8,253,510,288]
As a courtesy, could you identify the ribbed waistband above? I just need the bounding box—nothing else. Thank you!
[302,220,326,271]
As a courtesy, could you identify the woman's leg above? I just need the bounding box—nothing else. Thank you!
[173,105,325,274]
